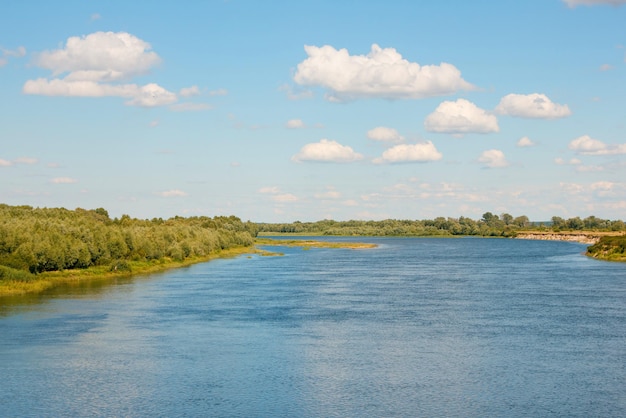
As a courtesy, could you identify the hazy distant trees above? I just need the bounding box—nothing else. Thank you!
[258,212,626,237]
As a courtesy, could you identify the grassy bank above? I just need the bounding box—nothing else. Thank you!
[586,235,626,262]
[0,245,256,298]
[255,237,377,249]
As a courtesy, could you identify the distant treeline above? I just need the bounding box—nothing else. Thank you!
[0,204,258,275]
[258,212,626,237]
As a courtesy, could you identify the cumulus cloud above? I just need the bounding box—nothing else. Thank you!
[367,127,405,143]
[568,135,626,155]
[424,99,499,134]
[157,189,188,197]
[286,119,305,129]
[563,0,626,6]
[478,149,509,168]
[23,31,177,107]
[517,136,535,147]
[292,139,364,163]
[293,44,475,101]
[50,177,78,184]
[373,142,443,164]
[495,93,571,119]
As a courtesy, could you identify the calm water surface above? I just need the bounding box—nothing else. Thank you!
[1,238,625,417]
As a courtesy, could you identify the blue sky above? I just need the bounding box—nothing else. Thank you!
[1,0,625,222]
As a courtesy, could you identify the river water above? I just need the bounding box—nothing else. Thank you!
[1,237,625,417]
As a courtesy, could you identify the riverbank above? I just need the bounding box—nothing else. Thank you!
[514,231,613,245]
[0,239,378,298]
[0,245,256,298]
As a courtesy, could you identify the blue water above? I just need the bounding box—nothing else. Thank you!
[1,237,625,417]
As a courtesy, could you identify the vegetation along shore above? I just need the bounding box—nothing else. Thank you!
[1,205,625,297]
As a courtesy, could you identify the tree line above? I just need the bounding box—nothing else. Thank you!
[0,205,258,276]
[258,212,626,237]
[2,205,625,281]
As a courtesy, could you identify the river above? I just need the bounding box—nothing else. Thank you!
[1,237,625,417]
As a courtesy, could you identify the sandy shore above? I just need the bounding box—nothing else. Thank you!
[515,232,606,245]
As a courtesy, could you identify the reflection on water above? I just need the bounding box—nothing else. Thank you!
[1,238,625,417]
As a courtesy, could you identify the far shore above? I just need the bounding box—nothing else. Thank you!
[514,230,625,245]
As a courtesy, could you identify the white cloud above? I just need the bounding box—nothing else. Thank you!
[424,99,499,134]
[286,119,305,129]
[90,13,101,21]
[600,64,614,71]
[367,127,405,143]
[292,139,364,163]
[495,93,571,119]
[517,136,535,147]
[293,44,475,101]
[563,0,626,6]
[568,134,626,155]
[50,177,78,184]
[23,78,176,107]
[373,141,443,164]
[34,31,160,81]
[478,149,509,168]
[157,189,188,197]
[169,102,213,111]
[24,31,178,108]
[179,85,200,97]
[0,159,12,167]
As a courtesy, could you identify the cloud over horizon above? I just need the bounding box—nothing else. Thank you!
[293,44,475,101]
